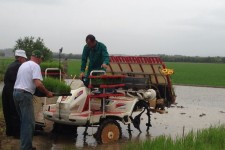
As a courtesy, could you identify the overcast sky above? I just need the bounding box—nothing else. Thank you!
[1,0,225,56]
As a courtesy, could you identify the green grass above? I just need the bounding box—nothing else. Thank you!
[67,59,81,77]
[0,58,14,81]
[123,125,225,150]
[166,62,225,87]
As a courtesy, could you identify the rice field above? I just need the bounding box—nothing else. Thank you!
[123,125,225,150]
[1,58,225,87]
[67,60,225,87]
[166,62,225,87]
[0,58,225,148]
[67,59,81,77]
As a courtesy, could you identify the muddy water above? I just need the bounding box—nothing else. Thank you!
[1,85,225,150]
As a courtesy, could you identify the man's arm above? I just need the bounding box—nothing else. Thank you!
[34,79,53,98]
[80,46,89,77]
[102,44,109,68]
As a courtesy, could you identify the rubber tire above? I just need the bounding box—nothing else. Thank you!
[96,119,122,144]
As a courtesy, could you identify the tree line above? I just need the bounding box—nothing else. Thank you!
[157,54,225,63]
[55,54,225,63]
[2,36,225,63]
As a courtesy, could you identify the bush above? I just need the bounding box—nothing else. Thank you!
[40,61,62,71]
[14,36,53,60]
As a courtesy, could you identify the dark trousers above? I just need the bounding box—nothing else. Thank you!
[2,86,20,136]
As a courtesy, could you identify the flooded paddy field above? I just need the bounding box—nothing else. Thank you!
[1,83,225,150]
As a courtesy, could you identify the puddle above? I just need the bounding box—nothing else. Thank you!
[1,85,225,150]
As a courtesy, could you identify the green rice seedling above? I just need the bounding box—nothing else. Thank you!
[123,125,225,150]
[42,77,71,94]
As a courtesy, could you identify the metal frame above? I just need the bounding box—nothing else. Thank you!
[44,68,62,81]
[108,56,175,104]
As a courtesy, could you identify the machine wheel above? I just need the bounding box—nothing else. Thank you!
[130,100,151,132]
[96,119,122,144]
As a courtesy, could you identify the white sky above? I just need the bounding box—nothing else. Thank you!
[1,0,225,56]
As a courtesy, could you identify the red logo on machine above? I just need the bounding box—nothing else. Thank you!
[74,90,83,100]
[61,96,67,101]
[116,103,126,109]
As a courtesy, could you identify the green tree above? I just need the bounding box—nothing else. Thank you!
[0,51,4,57]
[222,57,225,63]
[14,36,53,60]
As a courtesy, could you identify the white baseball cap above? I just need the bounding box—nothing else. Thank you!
[15,49,27,59]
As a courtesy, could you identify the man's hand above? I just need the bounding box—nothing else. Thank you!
[101,64,109,69]
[80,72,84,79]
[34,79,54,98]
[46,91,54,98]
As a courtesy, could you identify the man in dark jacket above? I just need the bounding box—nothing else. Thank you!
[80,34,109,81]
[2,50,27,137]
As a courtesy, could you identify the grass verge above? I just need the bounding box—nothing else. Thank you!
[123,125,225,150]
